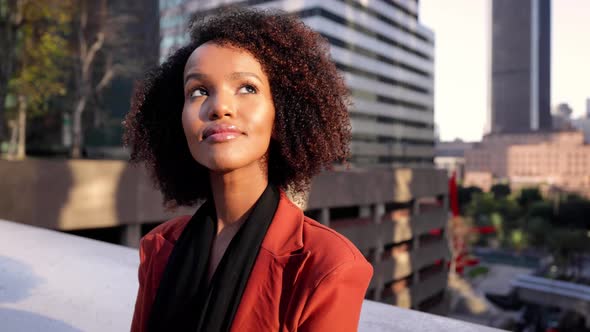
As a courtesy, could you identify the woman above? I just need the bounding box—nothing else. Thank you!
[125,7,373,332]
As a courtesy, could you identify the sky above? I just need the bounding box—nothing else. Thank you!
[419,0,590,142]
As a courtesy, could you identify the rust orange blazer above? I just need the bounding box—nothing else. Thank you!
[131,191,373,331]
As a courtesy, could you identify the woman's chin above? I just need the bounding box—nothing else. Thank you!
[201,157,252,174]
[192,145,268,175]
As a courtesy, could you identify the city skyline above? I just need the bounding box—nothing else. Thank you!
[420,0,590,142]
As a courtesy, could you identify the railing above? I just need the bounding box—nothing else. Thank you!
[0,220,503,332]
[511,274,590,322]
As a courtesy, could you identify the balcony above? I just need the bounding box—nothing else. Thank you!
[0,220,502,332]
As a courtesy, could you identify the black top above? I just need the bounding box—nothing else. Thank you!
[147,184,280,332]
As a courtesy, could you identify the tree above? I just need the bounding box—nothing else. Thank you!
[528,201,553,220]
[0,0,26,142]
[509,228,527,252]
[517,188,543,208]
[491,183,511,199]
[555,200,590,229]
[458,185,483,213]
[526,217,552,248]
[4,1,71,159]
[547,228,590,281]
[70,0,142,158]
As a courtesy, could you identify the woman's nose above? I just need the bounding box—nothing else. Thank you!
[206,92,235,120]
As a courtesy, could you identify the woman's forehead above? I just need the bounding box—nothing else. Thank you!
[183,42,265,78]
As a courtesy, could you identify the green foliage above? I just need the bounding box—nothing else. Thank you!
[526,217,552,248]
[555,200,590,229]
[458,185,483,213]
[464,185,590,256]
[490,212,503,236]
[8,1,72,117]
[509,229,527,251]
[466,192,496,222]
[564,193,585,202]
[529,201,553,219]
[517,188,543,208]
[467,266,490,279]
[547,228,590,277]
[491,183,511,199]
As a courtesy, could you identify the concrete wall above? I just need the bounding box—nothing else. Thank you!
[0,158,193,231]
[1,159,446,229]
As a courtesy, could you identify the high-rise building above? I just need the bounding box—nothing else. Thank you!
[490,0,551,133]
[159,0,436,167]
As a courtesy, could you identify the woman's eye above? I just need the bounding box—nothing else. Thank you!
[238,85,257,94]
[191,87,208,98]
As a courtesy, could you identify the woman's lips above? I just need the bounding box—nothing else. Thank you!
[205,131,241,142]
[202,124,243,143]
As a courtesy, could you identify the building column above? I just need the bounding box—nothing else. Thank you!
[320,207,330,227]
[359,205,371,218]
[411,199,421,293]
[122,224,141,248]
[373,203,385,301]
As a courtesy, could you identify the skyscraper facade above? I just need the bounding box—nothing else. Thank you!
[491,0,551,133]
[159,0,436,167]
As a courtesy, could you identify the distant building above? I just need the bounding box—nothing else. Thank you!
[571,117,590,143]
[572,98,590,144]
[465,131,590,197]
[463,171,493,192]
[552,103,574,131]
[555,103,573,118]
[434,140,475,180]
[490,0,551,133]
[159,0,436,167]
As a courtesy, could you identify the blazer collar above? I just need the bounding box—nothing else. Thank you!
[260,190,304,256]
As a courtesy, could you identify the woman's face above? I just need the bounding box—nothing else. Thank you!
[182,42,275,173]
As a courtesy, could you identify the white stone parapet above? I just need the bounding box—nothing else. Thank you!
[0,220,502,332]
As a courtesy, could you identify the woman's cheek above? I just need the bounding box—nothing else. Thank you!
[182,106,202,139]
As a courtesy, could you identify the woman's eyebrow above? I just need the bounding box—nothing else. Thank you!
[184,72,208,86]
[184,72,263,86]
[228,72,262,83]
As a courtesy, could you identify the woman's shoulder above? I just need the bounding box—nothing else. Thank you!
[300,216,373,281]
[140,215,192,250]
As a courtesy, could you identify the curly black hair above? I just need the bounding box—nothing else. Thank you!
[124,7,351,207]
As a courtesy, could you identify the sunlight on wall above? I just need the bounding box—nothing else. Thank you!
[58,161,127,230]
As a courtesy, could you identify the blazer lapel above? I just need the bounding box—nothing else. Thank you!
[231,191,310,331]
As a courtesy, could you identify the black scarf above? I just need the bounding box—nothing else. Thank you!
[147,184,280,332]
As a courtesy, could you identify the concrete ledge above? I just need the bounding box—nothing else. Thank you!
[0,220,500,332]
[0,158,194,230]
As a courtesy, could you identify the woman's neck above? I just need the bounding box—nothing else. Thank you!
[208,162,268,235]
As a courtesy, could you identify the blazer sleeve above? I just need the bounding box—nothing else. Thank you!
[130,237,149,332]
[297,259,373,332]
